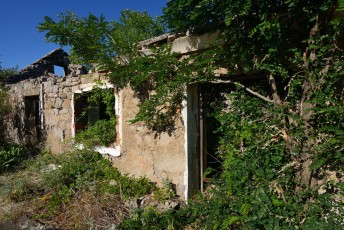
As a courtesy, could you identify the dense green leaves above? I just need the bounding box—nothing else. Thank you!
[0,66,18,144]
[0,144,25,172]
[74,85,117,147]
[39,2,344,228]
[38,10,165,68]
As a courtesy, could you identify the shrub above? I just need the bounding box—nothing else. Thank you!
[118,207,185,230]
[1,149,156,226]
[27,149,156,219]
[74,85,117,147]
[75,117,117,147]
[0,144,25,172]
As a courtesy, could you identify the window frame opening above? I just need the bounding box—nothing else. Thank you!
[72,83,121,156]
[24,95,41,146]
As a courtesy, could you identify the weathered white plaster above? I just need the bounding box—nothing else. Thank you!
[71,93,76,139]
[172,30,220,54]
[95,146,121,157]
[39,84,44,130]
[182,97,189,201]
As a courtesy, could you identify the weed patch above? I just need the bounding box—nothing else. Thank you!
[0,144,25,172]
[0,149,160,229]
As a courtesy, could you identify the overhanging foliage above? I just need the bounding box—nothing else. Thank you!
[38,2,344,228]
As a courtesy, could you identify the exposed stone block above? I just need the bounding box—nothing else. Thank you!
[76,68,83,75]
[52,85,59,93]
[57,81,66,89]
[71,81,80,86]
[72,86,80,92]
[60,92,68,99]
[63,87,71,93]
[47,93,57,98]
[44,86,52,93]
[54,98,63,109]
[65,78,71,86]
[56,77,65,83]
[81,76,89,84]
[71,77,80,82]
[62,97,70,107]
[59,108,69,114]
[53,108,59,115]
[47,99,56,109]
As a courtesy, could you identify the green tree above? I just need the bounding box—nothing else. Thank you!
[39,2,344,228]
[162,0,344,228]
[0,66,18,82]
[38,10,165,70]
[0,65,17,145]
[0,65,17,115]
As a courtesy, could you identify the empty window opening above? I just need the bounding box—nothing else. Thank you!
[74,93,112,132]
[24,95,41,146]
[74,94,89,132]
[74,88,116,147]
[53,65,65,77]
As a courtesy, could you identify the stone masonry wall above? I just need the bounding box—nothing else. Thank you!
[6,78,41,145]
[6,65,90,152]
[6,70,187,198]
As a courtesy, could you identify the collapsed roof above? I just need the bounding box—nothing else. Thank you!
[4,48,70,84]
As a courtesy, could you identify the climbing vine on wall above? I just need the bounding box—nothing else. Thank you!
[39,2,344,228]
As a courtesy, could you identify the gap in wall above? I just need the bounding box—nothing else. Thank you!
[53,65,65,77]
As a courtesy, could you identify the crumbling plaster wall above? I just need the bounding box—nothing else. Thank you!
[6,66,188,197]
[109,86,186,198]
[5,30,220,198]
[6,72,187,197]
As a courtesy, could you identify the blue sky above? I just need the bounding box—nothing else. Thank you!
[0,0,167,69]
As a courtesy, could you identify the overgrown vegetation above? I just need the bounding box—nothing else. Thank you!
[75,84,117,147]
[0,65,17,135]
[0,144,25,172]
[0,65,22,171]
[0,149,158,228]
[14,0,344,228]
[76,117,117,146]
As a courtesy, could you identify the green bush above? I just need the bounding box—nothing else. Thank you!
[1,149,156,221]
[75,117,117,147]
[41,149,154,197]
[31,150,155,217]
[0,144,25,172]
[119,207,185,230]
[74,85,117,147]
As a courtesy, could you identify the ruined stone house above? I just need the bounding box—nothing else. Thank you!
[3,29,236,200]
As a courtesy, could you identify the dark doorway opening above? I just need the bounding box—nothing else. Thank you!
[199,83,233,191]
[187,78,266,198]
[187,83,234,197]
[24,95,41,147]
